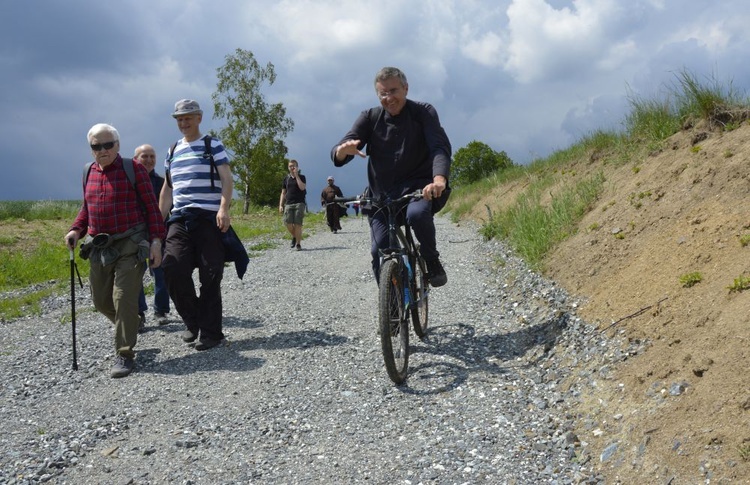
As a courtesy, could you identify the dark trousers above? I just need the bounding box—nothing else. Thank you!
[138,265,170,315]
[162,218,225,340]
[368,197,438,280]
[325,203,341,231]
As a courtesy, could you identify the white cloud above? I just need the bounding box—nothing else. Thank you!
[461,31,506,67]
[503,0,628,83]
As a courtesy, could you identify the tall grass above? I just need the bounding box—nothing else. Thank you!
[480,172,605,268]
[0,200,82,221]
[446,164,527,222]
[672,68,746,125]
[626,68,749,143]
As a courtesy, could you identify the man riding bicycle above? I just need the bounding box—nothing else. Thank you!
[331,66,452,287]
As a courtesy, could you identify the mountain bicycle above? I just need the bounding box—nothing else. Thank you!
[334,190,429,384]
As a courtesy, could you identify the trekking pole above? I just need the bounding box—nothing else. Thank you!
[68,240,79,370]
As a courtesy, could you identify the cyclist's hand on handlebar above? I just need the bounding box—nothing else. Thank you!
[335,140,366,161]
[422,175,447,201]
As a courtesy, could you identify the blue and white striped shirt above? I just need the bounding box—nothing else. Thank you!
[166,135,229,214]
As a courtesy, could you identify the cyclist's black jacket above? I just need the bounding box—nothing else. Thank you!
[332,99,451,200]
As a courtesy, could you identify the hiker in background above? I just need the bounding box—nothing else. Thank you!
[64,123,165,378]
[159,99,234,351]
[321,175,343,233]
[331,66,452,287]
[134,144,171,329]
[279,159,307,250]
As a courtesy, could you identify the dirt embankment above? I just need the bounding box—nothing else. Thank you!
[468,123,750,483]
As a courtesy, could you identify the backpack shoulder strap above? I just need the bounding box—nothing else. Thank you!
[368,106,383,127]
[82,161,95,196]
[165,141,178,188]
[204,135,216,191]
[121,157,136,189]
[122,158,147,215]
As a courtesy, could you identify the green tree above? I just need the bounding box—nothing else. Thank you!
[213,48,294,211]
[452,141,513,186]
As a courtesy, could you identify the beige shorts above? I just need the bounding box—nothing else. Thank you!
[283,202,306,225]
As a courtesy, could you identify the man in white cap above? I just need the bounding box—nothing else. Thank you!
[321,175,344,233]
[159,99,234,351]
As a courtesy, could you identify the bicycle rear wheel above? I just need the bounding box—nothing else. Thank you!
[411,255,429,338]
[379,258,409,384]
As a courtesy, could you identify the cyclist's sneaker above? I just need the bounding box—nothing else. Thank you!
[138,313,146,333]
[296,243,302,251]
[154,312,169,325]
[426,259,447,287]
[290,237,296,249]
[111,355,134,378]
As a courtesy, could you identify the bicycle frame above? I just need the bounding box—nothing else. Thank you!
[343,191,426,310]
[334,190,430,384]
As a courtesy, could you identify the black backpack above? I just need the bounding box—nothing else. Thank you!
[166,135,217,190]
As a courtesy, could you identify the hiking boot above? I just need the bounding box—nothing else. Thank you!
[180,329,198,343]
[154,312,169,325]
[138,313,146,333]
[290,237,296,249]
[425,259,447,287]
[195,337,224,351]
[111,355,134,378]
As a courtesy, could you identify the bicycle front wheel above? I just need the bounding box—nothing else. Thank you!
[379,258,409,384]
[411,256,429,338]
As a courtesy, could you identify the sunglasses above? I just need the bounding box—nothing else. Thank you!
[90,141,117,151]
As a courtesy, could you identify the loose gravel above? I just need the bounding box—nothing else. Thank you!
[0,214,642,484]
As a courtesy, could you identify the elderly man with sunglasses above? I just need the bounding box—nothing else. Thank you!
[65,123,165,378]
[332,66,452,287]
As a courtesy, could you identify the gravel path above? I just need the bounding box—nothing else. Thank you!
[1,214,628,484]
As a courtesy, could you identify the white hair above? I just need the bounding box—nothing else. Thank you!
[87,123,120,143]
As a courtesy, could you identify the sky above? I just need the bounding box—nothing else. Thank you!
[2,0,750,204]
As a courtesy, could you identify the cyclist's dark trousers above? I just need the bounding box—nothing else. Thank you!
[162,218,225,341]
[369,197,438,283]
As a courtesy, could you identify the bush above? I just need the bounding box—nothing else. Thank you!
[451,141,512,187]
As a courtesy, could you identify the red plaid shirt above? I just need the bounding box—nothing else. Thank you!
[71,155,166,241]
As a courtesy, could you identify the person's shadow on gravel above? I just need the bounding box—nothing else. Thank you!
[136,345,265,375]
[399,311,569,394]
[229,329,348,352]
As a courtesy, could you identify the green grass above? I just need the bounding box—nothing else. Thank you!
[739,443,750,462]
[728,274,750,293]
[0,239,86,290]
[0,200,81,221]
[479,171,605,269]
[446,164,527,222]
[679,272,702,288]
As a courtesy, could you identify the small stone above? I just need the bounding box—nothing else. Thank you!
[600,442,618,462]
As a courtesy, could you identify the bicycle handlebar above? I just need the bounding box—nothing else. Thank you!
[332,190,423,206]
